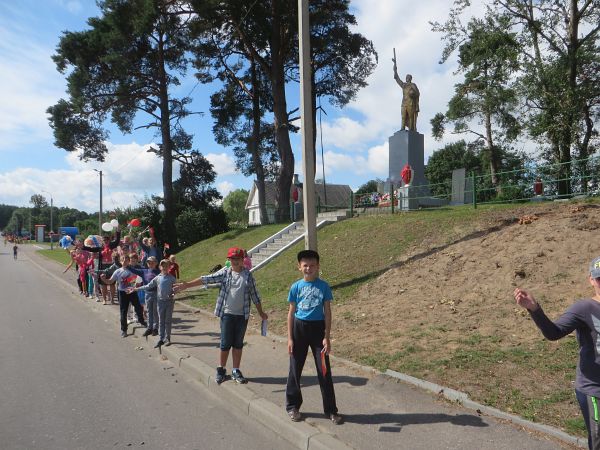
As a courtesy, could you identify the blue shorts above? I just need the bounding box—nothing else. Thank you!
[220,314,248,350]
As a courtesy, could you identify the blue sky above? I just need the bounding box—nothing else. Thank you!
[0,0,479,212]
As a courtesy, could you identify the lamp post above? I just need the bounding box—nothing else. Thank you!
[94,169,103,233]
[42,190,54,250]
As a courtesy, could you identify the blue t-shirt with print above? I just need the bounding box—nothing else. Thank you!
[288,278,333,321]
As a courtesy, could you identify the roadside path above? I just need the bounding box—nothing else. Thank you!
[23,244,584,449]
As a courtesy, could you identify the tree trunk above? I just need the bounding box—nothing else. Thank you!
[157,33,177,248]
[250,59,269,225]
[579,103,593,193]
[270,0,294,223]
[484,107,500,190]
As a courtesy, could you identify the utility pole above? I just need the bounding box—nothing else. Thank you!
[298,0,317,251]
[94,169,103,233]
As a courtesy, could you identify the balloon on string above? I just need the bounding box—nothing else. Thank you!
[110,219,119,228]
[101,222,113,232]
[129,218,141,227]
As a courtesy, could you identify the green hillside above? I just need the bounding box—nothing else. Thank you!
[176,203,520,318]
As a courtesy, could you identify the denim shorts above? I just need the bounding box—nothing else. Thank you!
[220,314,248,350]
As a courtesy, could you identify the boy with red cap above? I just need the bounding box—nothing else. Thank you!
[174,247,268,384]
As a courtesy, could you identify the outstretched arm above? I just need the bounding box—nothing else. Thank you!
[514,288,579,341]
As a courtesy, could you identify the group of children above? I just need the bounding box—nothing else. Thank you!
[62,235,343,424]
[63,228,180,345]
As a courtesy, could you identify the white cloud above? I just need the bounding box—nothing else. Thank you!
[61,1,83,14]
[0,141,168,212]
[206,152,236,176]
[217,181,235,197]
[0,30,65,150]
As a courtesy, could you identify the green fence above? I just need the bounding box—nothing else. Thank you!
[351,155,600,214]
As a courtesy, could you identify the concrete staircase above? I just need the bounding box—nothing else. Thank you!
[248,209,351,272]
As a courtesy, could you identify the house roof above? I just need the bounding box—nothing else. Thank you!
[246,180,352,209]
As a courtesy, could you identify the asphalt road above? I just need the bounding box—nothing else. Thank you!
[0,245,294,450]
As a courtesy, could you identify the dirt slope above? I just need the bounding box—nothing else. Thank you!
[333,201,600,430]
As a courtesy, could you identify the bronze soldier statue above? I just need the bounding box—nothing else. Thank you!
[392,48,420,132]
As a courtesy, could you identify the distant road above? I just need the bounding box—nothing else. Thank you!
[0,245,294,450]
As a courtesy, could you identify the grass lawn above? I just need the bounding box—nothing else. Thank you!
[38,248,71,265]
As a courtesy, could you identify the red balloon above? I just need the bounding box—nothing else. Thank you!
[130,218,141,227]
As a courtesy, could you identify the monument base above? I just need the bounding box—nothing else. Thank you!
[388,129,447,210]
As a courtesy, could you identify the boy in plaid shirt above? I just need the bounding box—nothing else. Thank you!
[175,247,267,384]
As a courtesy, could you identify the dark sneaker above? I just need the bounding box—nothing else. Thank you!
[288,409,301,422]
[142,328,153,337]
[139,321,148,328]
[215,367,226,385]
[154,340,164,348]
[120,331,127,338]
[329,413,343,425]
[231,369,248,384]
[152,329,158,336]
[164,339,171,347]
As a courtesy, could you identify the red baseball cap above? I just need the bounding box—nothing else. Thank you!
[227,247,245,259]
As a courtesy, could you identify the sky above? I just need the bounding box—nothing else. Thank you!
[0,0,487,213]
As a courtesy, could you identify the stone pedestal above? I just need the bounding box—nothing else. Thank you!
[389,130,427,186]
[388,130,431,210]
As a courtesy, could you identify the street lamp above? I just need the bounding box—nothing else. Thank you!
[94,169,103,234]
[42,190,54,250]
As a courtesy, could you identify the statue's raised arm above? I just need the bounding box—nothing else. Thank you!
[392,48,419,132]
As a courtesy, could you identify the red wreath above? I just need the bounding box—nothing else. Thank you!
[401,164,413,185]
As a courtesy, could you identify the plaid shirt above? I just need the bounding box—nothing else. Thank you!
[201,267,261,319]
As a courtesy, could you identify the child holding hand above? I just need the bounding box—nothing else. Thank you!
[130,259,176,348]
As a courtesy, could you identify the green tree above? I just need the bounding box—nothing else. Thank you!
[425,141,480,196]
[47,0,209,249]
[222,189,249,227]
[191,0,376,222]
[0,204,19,230]
[490,0,600,195]
[431,12,521,189]
[175,206,228,248]
[5,208,28,235]
[355,179,382,195]
[29,194,49,210]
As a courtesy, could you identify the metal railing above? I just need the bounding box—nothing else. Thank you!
[349,155,600,214]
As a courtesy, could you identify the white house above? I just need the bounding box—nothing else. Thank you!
[245,175,352,226]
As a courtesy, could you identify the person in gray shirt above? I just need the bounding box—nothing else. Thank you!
[131,259,176,348]
[515,256,600,450]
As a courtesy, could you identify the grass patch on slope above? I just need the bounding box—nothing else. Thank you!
[38,248,71,265]
[179,204,518,323]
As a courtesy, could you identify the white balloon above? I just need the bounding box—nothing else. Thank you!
[101,222,113,232]
[110,219,119,228]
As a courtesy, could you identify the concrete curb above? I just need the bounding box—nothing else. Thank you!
[28,252,353,450]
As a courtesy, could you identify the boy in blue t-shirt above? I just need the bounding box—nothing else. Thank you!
[286,250,341,425]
